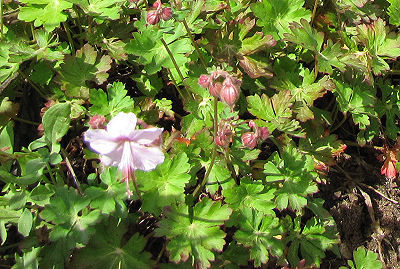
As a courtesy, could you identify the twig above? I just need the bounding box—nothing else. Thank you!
[358,182,399,205]
[61,148,82,195]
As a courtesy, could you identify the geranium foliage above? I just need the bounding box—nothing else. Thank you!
[0,0,394,268]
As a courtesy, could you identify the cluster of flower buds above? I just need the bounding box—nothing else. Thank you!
[198,70,242,106]
[146,0,173,25]
[241,120,269,149]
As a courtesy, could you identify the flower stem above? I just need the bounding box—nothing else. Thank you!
[182,18,207,69]
[160,37,191,99]
[191,98,219,201]
[0,0,3,37]
[166,68,186,101]
[62,22,75,55]
[61,148,82,195]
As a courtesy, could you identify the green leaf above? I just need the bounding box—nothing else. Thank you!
[58,44,112,98]
[264,147,318,211]
[13,247,40,269]
[388,0,400,26]
[126,28,193,78]
[350,246,382,269]
[137,153,191,215]
[247,92,301,134]
[70,218,153,269]
[0,38,20,82]
[30,61,54,85]
[18,209,33,237]
[234,208,284,267]
[223,178,275,215]
[86,167,127,215]
[0,208,21,222]
[285,217,338,267]
[131,73,163,98]
[375,82,400,139]
[251,0,311,40]
[76,0,125,21]
[333,79,376,129]
[40,186,100,246]
[18,0,73,32]
[42,102,71,153]
[155,198,232,268]
[89,82,135,117]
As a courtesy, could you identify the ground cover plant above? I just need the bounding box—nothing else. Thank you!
[1,0,400,268]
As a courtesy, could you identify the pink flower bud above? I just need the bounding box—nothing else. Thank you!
[248,120,257,130]
[198,74,211,88]
[258,127,269,140]
[152,0,161,8]
[161,7,172,20]
[215,128,232,147]
[89,115,106,129]
[209,82,222,98]
[241,132,258,149]
[220,77,240,106]
[147,10,160,25]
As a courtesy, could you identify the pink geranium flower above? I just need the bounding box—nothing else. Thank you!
[84,112,165,195]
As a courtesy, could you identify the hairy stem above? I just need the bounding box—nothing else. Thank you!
[61,149,82,195]
[182,18,207,69]
[0,0,3,37]
[192,98,219,201]
[160,37,191,100]
[62,22,75,54]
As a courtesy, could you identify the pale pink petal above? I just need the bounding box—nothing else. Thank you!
[130,143,165,171]
[129,128,163,145]
[84,129,120,155]
[106,112,137,138]
[101,143,124,166]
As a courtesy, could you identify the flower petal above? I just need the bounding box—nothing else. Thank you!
[129,128,163,145]
[101,143,124,166]
[84,129,120,155]
[107,112,137,138]
[130,143,165,171]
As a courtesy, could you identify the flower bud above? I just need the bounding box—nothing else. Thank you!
[89,115,107,129]
[152,0,161,8]
[209,82,222,98]
[198,74,211,88]
[161,7,173,20]
[215,128,232,147]
[147,10,160,25]
[241,132,258,149]
[258,127,269,140]
[220,77,240,106]
[248,120,257,130]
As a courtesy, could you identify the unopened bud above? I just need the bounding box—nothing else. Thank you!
[209,82,222,98]
[147,10,160,25]
[248,120,257,130]
[258,127,269,140]
[198,74,211,88]
[215,128,232,147]
[89,115,106,129]
[161,7,173,20]
[220,77,240,106]
[152,0,161,8]
[241,132,258,149]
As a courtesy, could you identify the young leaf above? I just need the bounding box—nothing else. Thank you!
[42,102,71,153]
[155,198,232,268]
[70,218,153,269]
[247,91,301,135]
[89,82,135,117]
[234,208,284,267]
[18,209,33,237]
[251,0,311,40]
[136,153,191,215]
[76,0,125,21]
[18,0,73,32]
[57,44,112,98]
[342,246,382,269]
